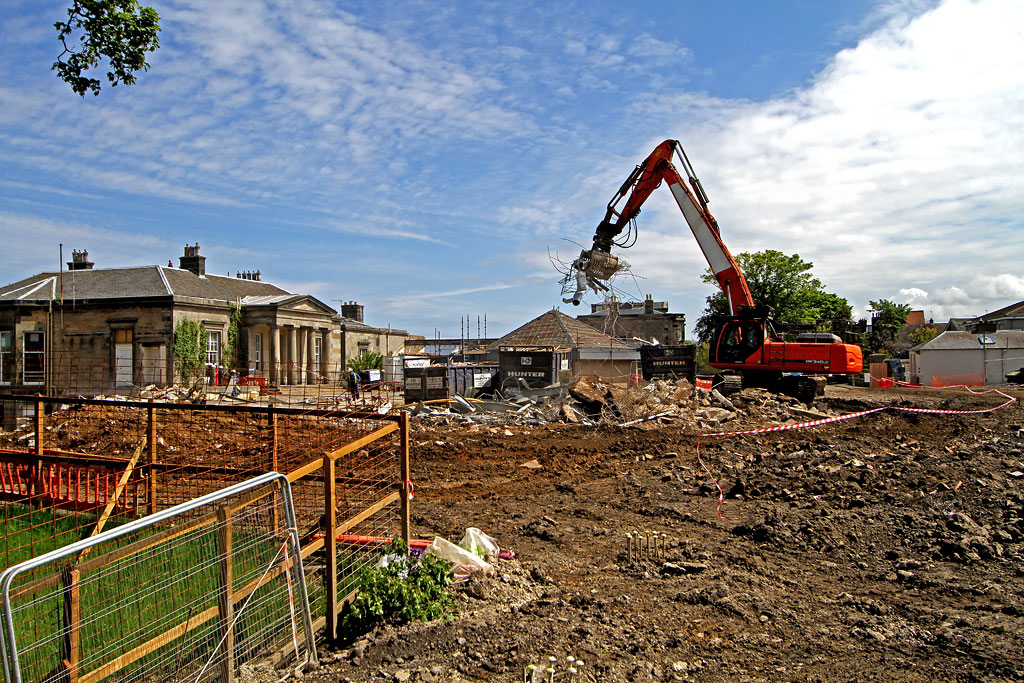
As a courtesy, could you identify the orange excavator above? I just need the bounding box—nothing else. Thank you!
[564,139,862,401]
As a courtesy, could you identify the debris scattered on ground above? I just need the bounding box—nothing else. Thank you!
[403,375,828,431]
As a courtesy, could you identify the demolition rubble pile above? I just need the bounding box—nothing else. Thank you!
[405,376,830,431]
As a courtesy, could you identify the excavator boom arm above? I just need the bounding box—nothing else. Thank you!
[564,138,863,392]
[586,140,755,315]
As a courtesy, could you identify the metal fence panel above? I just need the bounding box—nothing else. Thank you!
[0,473,315,683]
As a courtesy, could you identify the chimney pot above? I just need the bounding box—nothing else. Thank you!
[68,249,95,270]
[179,243,206,276]
[341,301,364,323]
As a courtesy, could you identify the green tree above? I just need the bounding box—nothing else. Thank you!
[803,291,854,325]
[694,250,852,342]
[54,0,161,96]
[908,326,940,346]
[173,319,206,383]
[868,299,913,354]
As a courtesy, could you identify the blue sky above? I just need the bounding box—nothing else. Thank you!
[1,0,1022,339]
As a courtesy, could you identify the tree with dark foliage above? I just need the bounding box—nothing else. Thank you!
[53,0,160,96]
[694,250,852,342]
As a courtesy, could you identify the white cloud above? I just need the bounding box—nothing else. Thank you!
[899,287,929,301]
[627,35,693,62]
[324,220,443,244]
[971,274,1024,300]
[593,0,1024,327]
[0,212,170,276]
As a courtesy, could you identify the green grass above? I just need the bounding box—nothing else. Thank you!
[1,504,105,570]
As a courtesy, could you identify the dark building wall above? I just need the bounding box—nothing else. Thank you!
[576,297,686,344]
[1,301,176,393]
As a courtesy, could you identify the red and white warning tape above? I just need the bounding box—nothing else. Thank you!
[700,389,1017,439]
[700,406,887,438]
[694,386,1018,517]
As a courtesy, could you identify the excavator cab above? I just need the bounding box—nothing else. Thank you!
[710,318,766,365]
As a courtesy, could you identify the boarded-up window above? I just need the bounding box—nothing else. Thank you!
[114,329,133,386]
[140,344,166,385]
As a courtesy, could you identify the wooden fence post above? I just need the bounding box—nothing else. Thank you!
[216,507,235,683]
[323,453,338,642]
[35,399,45,503]
[269,404,279,532]
[147,401,157,516]
[399,412,410,548]
[34,399,44,456]
[269,404,279,472]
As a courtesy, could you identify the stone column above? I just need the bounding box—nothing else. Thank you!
[288,326,298,386]
[270,325,280,384]
[276,327,284,385]
[320,328,331,382]
[296,327,307,385]
[306,327,317,383]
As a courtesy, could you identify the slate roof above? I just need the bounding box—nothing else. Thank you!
[977,299,1024,322]
[486,309,635,352]
[0,266,289,303]
[945,317,975,331]
[912,330,1024,352]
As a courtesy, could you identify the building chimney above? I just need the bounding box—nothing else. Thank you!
[67,249,94,271]
[644,293,654,314]
[234,270,263,281]
[341,301,364,322]
[179,243,206,276]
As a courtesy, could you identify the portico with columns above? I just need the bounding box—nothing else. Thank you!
[241,295,339,386]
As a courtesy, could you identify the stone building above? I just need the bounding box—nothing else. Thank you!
[485,308,639,384]
[0,245,409,395]
[575,295,686,344]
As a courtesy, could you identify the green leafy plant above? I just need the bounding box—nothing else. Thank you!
[173,318,206,383]
[694,250,853,342]
[224,303,246,369]
[346,350,383,372]
[868,299,913,354]
[54,0,161,97]
[338,539,454,641]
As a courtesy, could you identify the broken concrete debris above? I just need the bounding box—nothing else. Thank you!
[403,375,828,429]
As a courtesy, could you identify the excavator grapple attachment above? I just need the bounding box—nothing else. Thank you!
[562,249,617,306]
[583,250,620,280]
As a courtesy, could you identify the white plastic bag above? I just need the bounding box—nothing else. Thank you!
[426,536,492,581]
[458,527,500,560]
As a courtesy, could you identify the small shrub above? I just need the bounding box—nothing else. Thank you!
[339,539,454,640]
[347,351,383,372]
[173,318,206,383]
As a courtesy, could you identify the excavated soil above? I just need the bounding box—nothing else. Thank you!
[311,384,1024,683]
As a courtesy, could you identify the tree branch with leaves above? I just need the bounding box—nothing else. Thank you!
[54,0,160,97]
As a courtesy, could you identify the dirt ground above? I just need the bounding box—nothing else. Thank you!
[310,384,1024,683]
